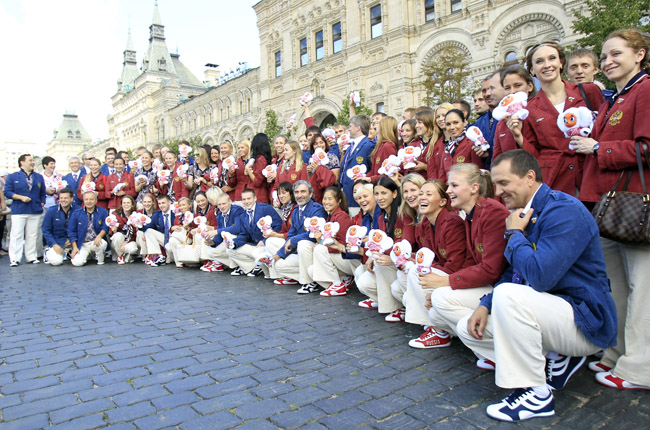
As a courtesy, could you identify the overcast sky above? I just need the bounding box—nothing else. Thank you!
[0,0,261,146]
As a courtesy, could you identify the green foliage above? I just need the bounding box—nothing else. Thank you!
[572,0,650,56]
[422,46,472,106]
[264,109,283,141]
[336,91,373,126]
[162,136,203,153]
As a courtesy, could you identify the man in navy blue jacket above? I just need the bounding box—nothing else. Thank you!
[42,188,76,266]
[4,154,46,266]
[226,188,282,276]
[69,191,109,266]
[141,194,175,266]
[435,150,617,422]
[271,181,327,293]
[62,156,85,206]
[200,193,245,272]
[339,115,374,217]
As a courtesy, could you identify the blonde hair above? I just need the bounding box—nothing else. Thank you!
[398,173,426,222]
[425,102,453,162]
[372,116,400,160]
[196,147,210,168]
[283,141,304,171]
[449,163,494,198]
[237,140,251,160]
[205,186,224,206]
[355,183,374,198]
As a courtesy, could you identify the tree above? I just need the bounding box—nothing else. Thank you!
[421,46,472,106]
[163,136,203,153]
[572,0,650,56]
[264,109,282,140]
[335,91,373,126]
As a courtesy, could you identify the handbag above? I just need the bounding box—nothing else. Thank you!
[176,234,201,264]
[592,142,650,244]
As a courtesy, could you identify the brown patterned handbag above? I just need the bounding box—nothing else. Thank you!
[592,142,650,244]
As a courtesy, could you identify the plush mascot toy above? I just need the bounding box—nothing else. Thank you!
[365,229,394,258]
[557,106,595,149]
[492,91,529,121]
[414,247,436,274]
[466,126,491,152]
[320,222,340,246]
[390,240,413,272]
[346,225,368,253]
[304,216,326,238]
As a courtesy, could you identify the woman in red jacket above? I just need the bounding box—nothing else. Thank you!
[78,158,109,209]
[573,29,650,391]
[439,109,485,181]
[109,195,139,265]
[215,140,237,201]
[105,157,136,210]
[272,141,308,200]
[307,132,340,203]
[228,140,255,203]
[410,163,509,350]
[155,150,190,202]
[136,193,157,264]
[367,116,400,183]
[426,103,453,181]
[492,65,537,162]
[521,42,604,195]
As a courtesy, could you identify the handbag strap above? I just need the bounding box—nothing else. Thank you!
[578,83,594,111]
[635,142,648,196]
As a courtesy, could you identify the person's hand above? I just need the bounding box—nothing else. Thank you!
[70,247,79,259]
[93,237,103,248]
[365,258,374,273]
[467,306,489,340]
[205,230,219,239]
[284,240,293,253]
[473,146,489,158]
[52,244,64,255]
[373,253,392,266]
[419,272,449,289]
[505,207,534,231]
[172,225,182,232]
[22,196,32,203]
[228,166,236,175]
[424,291,432,310]
[266,172,276,182]
[46,187,56,195]
[506,114,523,143]
[570,136,599,154]
[111,226,118,233]
[262,229,273,238]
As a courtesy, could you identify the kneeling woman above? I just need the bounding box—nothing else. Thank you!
[165,197,194,268]
[297,187,356,295]
[109,195,140,264]
[413,164,508,351]
[136,193,158,264]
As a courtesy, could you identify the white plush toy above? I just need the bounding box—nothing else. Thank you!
[129,158,142,170]
[256,215,273,233]
[378,155,401,176]
[194,216,207,226]
[176,164,189,179]
[127,213,151,228]
[414,247,436,274]
[345,225,368,252]
[286,113,297,129]
[221,231,237,249]
[466,126,491,152]
[349,90,361,106]
[112,182,127,195]
[135,174,149,185]
[557,106,595,149]
[338,134,350,152]
[182,211,194,226]
[255,252,274,268]
[81,182,96,193]
[346,164,367,181]
[365,229,394,258]
[222,156,238,171]
[152,159,164,171]
[262,164,277,178]
[54,179,68,191]
[311,147,330,166]
[492,91,530,121]
[156,169,171,185]
[320,222,340,246]
[304,216,326,238]
[178,144,191,159]
[105,214,119,229]
[172,201,181,215]
[209,168,220,182]
[398,146,422,169]
[300,92,313,105]
[390,240,413,273]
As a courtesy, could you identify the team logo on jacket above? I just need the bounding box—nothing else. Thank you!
[291,174,297,180]
[609,111,623,126]
[376,156,381,164]
[476,243,484,254]
[98,220,103,225]
[456,156,466,164]
[439,248,447,258]
[174,177,180,182]
[356,156,364,164]
[98,184,104,189]
[37,182,42,188]
[394,228,402,239]
[418,237,425,245]
[568,96,575,103]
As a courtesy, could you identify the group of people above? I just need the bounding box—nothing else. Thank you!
[4,29,649,423]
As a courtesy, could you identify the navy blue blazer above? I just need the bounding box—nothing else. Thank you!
[4,170,46,214]
[141,210,176,234]
[210,204,246,247]
[232,203,282,248]
[480,184,618,349]
[474,111,498,169]
[62,170,85,205]
[68,206,109,248]
[276,199,327,259]
[339,136,374,208]
[42,204,76,247]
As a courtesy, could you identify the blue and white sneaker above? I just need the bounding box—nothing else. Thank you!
[486,388,555,422]
[546,355,586,390]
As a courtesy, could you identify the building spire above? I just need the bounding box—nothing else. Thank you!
[118,28,139,92]
[152,0,163,26]
[142,0,177,75]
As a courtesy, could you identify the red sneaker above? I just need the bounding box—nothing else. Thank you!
[358,298,378,309]
[595,371,650,390]
[588,361,612,373]
[408,327,451,349]
[117,255,125,265]
[200,261,214,272]
[273,277,299,285]
[477,359,496,371]
[320,281,349,296]
[384,307,405,322]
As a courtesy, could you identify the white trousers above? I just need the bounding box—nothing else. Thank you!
[110,233,138,259]
[201,241,233,267]
[136,231,147,255]
[275,252,300,282]
[311,244,360,285]
[600,238,650,386]
[46,247,65,266]
[428,285,493,336]
[71,240,107,266]
[457,283,600,389]
[165,231,188,266]
[373,263,401,313]
[227,244,259,273]
[144,229,165,255]
[251,237,285,278]
[402,266,448,326]
[9,213,41,263]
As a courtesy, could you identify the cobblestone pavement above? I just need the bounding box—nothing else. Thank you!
[0,263,648,429]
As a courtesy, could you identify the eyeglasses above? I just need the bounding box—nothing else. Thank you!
[84,158,92,161]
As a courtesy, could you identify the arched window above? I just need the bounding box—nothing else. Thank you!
[504,51,518,65]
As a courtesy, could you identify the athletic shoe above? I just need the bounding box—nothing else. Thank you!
[297,282,319,294]
[230,267,246,276]
[117,256,125,265]
[477,359,496,371]
[247,266,264,277]
[595,371,650,390]
[97,260,105,265]
[200,260,214,271]
[43,251,50,264]
[150,254,166,267]
[176,263,185,268]
[10,261,19,267]
[28,259,40,264]
[588,361,612,373]
[546,355,586,390]
[320,281,349,297]
[593,349,604,359]
[274,277,299,285]
[143,255,152,265]
[384,307,405,322]
[486,388,555,422]
[408,327,451,349]
[358,298,378,309]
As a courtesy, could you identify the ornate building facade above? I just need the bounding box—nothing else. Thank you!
[109,0,588,149]
[45,112,92,172]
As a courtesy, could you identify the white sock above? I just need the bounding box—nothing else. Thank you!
[546,351,563,360]
[532,385,551,397]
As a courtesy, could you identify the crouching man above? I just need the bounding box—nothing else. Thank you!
[69,191,109,266]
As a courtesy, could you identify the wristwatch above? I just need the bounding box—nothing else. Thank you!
[504,229,521,241]
[593,142,600,156]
